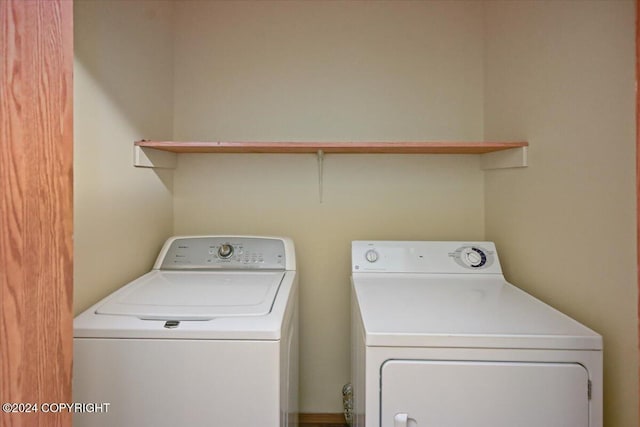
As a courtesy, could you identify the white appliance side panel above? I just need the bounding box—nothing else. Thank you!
[381,360,589,427]
[282,299,299,427]
[351,286,367,427]
[73,339,280,427]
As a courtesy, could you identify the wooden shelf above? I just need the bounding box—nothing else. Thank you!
[133,140,529,170]
[135,140,528,155]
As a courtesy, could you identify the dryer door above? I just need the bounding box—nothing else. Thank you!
[381,360,589,427]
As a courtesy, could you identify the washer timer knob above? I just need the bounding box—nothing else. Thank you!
[218,243,234,259]
[365,249,379,263]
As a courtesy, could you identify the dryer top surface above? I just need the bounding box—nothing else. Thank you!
[352,273,601,350]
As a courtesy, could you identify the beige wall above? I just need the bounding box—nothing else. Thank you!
[483,1,637,426]
[172,0,486,412]
[74,1,175,313]
[172,0,484,141]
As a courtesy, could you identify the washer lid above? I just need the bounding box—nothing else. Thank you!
[96,270,285,320]
[352,273,602,350]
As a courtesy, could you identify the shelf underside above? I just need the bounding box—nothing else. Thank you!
[135,140,528,155]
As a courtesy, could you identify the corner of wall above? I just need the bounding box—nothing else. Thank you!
[73,0,176,314]
[482,2,637,425]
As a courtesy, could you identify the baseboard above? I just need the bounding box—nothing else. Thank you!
[299,413,347,427]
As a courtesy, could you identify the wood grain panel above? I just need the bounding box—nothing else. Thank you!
[0,1,73,426]
[636,0,640,418]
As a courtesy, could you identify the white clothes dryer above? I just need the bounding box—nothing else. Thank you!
[74,236,298,427]
[351,241,602,427]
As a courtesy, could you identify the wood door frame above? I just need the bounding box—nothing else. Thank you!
[637,0,640,418]
[0,1,73,426]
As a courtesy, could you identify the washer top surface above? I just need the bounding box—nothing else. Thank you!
[74,236,297,340]
[351,241,602,350]
[96,270,285,320]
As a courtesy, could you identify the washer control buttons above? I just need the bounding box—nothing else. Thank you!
[218,243,234,259]
[365,249,379,263]
[161,237,287,270]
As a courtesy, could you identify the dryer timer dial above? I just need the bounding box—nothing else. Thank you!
[460,247,487,268]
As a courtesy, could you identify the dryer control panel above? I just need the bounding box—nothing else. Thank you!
[156,236,295,270]
[352,241,502,274]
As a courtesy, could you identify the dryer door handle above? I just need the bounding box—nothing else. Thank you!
[394,413,417,427]
[394,413,408,427]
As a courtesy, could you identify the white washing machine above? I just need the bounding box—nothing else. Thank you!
[74,236,298,427]
[351,241,602,427]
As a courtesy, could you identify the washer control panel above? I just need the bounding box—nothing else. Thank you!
[352,241,501,274]
[158,236,291,270]
[365,249,379,263]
